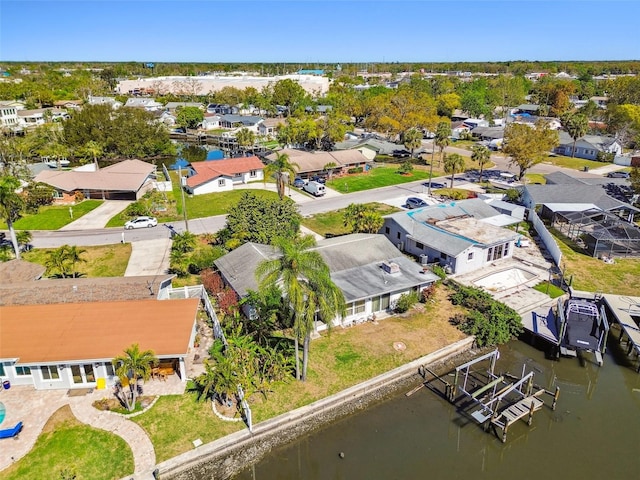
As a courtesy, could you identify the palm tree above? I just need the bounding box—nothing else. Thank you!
[256,235,345,381]
[471,145,491,184]
[84,140,104,170]
[235,128,256,154]
[403,127,423,158]
[44,245,87,278]
[0,176,26,260]
[112,344,158,412]
[16,230,32,253]
[444,153,465,188]
[264,151,299,200]
[435,121,452,166]
[564,114,589,158]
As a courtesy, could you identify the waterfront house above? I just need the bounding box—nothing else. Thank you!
[184,156,265,195]
[266,148,369,177]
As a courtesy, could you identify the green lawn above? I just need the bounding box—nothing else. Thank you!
[22,243,132,277]
[542,154,604,171]
[533,281,565,298]
[326,166,432,193]
[0,406,133,480]
[0,200,103,230]
[524,173,547,185]
[301,203,401,237]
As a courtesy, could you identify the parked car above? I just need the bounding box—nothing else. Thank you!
[293,177,306,188]
[311,175,327,184]
[303,180,326,197]
[124,216,158,229]
[422,181,445,189]
[406,197,428,209]
[607,171,630,179]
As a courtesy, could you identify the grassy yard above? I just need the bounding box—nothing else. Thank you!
[0,200,103,231]
[132,285,467,462]
[0,406,133,480]
[524,173,547,185]
[22,243,132,277]
[542,154,604,171]
[553,232,640,295]
[533,281,565,298]
[326,166,432,193]
[301,202,401,237]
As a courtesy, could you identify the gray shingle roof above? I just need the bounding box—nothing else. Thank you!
[523,184,639,213]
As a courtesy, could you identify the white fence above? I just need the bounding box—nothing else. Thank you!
[166,285,227,346]
[528,209,562,266]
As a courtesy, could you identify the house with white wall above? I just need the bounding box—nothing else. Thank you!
[87,96,122,109]
[381,199,520,275]
[214,234,439,328]
[554,131,622,160]
[184,156,265,195]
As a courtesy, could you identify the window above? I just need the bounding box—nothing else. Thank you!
[15,366,31,376]
[396,232,401,240]
[440,252,447,260]
[0,363,4,376]
[416,242,424,250]
[218,179,225,187]
[249,170,257,178]
[354,299,366,314]
[487,247,493,262]
[41,365,60,380]
[385,227,390,235]
[105,363,115,377]
[467,252,474,261]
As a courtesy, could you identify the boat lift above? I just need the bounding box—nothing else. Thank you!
[419,349,560,442]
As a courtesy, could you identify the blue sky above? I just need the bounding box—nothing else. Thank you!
[1,1,639,63]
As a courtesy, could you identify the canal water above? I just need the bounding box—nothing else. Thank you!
[234,339,640,479]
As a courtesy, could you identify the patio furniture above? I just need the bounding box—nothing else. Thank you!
[0,421,23,439]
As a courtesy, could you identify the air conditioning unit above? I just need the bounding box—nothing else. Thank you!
[420,254,429,265]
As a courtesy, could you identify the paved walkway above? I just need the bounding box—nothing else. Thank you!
[60,200,132,230]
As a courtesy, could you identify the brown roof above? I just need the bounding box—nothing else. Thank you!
[186,156,264,188]
[267,149,367,174]
[34,159,155,193]
[0,298,200,363]
[0,260,46,283]
[0,275,175,306]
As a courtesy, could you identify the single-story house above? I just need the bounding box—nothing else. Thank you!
[554,131,622,160]
[124,98,164,111]
[54,100,83,110]
[470,126,505,141]
[206,104,238,115]
[87,96,122,109]
[520,182,639,223]
[164,102,204,114]
[17,108,69,127]
[214,234,439,328]
[218,114,264,131]
[334,137,424,157]
[451,121,471,139]
[34,159,157,203]
[258,117,286,138]
[267,148,369,177]
[0,274,201,391]
[512,104,540,115]
[381,199,520,275]
[184,156,265,195]
[201,114,221,130]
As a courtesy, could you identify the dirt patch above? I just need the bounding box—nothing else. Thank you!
[41,405,82,434]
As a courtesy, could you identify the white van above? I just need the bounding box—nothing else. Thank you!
[303,180,326,197]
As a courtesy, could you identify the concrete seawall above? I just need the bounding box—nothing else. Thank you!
[158,337,475,480]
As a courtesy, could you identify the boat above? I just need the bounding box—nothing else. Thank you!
[557,296,609,366]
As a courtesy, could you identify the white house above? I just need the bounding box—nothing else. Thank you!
[184,156,265,195]
[0,101,19,128]
[214,234,440,329]
[17,108,69,128]
[124,97,164,111]
[87,96,122,109]
[257,117,286,138]
[554,131,622,160]
[381,199,520,275]
[200,115,221,131]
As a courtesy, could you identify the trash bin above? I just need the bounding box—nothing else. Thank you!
[2,380,10,390]
[583,166,589,172]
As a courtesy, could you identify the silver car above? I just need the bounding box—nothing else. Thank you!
[124,216,158,229]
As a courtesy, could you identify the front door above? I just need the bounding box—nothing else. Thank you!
[71,364,96,384]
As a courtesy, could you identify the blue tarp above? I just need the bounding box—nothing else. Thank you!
[206,150,225,160]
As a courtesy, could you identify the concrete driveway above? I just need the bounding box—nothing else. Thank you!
[124,238,171,277]
[60,200,132,231]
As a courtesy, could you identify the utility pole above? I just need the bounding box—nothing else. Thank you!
[428,139,436,196]
[178,165,189,232]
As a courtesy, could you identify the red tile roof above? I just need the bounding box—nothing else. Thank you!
[186,156,264,188]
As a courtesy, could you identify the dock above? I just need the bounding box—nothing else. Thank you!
[602,294,640,372]
[419,350,560,443]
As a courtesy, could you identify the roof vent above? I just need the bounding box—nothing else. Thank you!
[381,261,400,274]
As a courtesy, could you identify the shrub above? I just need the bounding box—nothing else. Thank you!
[421,284,437,302]
[201,269,225,294]
[397,160,414,174]
[188,245,226,274]
[124,200,150,217]
[394,290,419,313]
[347,166,363,174]
[431,265,447,279]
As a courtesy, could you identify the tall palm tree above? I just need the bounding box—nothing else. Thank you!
[0,176,26,260]
[564,114,589,158]
[444,153,465,188]
[112,344,158,411]
[84,140,104,169]
[435,121,452,166]
[471,144,491,184]
[403,127,423,158]
[256,235,345,381]
[264,151,299,200]
[235,128,256,154]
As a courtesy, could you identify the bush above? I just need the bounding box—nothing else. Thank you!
[394,290,419,313]
[347,166,363,174]
[124,200,150,217]
[431,265,447,279]
[201,269,225,294]
[421,284,437,302]
[188,245,226,274]
[397,160,414,174]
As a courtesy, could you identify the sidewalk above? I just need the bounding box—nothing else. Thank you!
[60,200,132,230]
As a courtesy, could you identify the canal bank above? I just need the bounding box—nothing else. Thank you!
[157,337,475,480]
